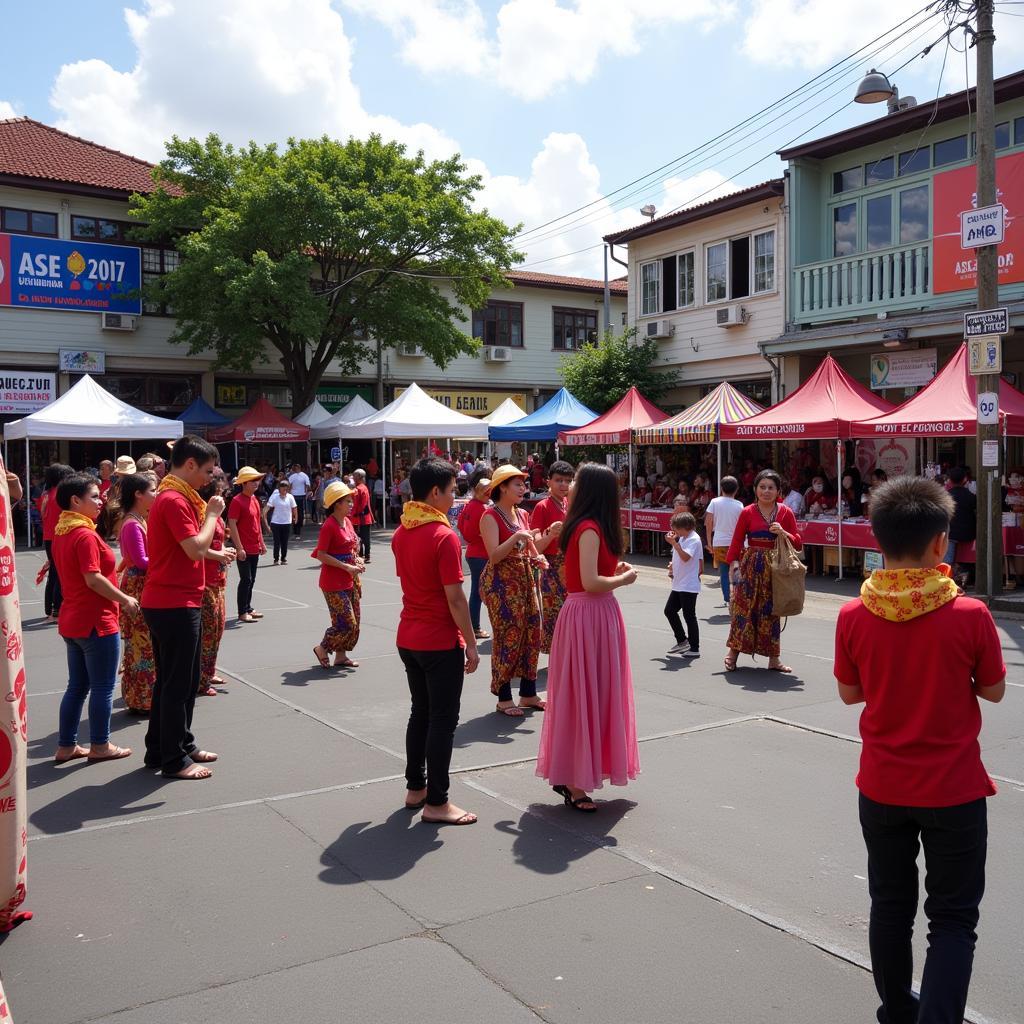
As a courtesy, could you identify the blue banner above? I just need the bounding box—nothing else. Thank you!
[0,232,142,315]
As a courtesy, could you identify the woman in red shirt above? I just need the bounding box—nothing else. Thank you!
[536,462,639,812]
[724,469,803,673]
[457,473,492,640]
[52,473,138,765]
[41,463,74,622]
[228,467,268,623]
[312,480,365,669]
[199,470,236,696]
[531,460,575,654]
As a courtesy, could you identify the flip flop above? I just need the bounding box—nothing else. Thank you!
[249,611,264,619]
[211,676,227,685]
[405,797,427,810]
[162,763,213,780]
[421,811,477,826]
[313,646,331,669]
[197,686,218,697]
[190,750,218,763]
[335,658,359,668]
[495,704,525,717]
[54,747,88,765]
[724,656,738,672]
[518,699,546,712]
[86,745,132,763]
[474,629,491,640]
[768,663,794,674]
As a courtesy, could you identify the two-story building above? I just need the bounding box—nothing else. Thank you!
[603,179,785,411]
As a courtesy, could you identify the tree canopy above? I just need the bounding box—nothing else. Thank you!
[130,134,523,413]
[559,328,680,414]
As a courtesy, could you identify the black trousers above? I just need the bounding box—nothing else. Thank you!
[236,555,259,616]
[358,523,371,560]
[293,500,305,536]
[143,607,202,774]
[43,540,63,616]
[664,591,699,650]
[400,646,464,807]
[271,523,290,562]
[859,793,988,1024]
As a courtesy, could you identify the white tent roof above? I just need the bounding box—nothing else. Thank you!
[482,397,527,426]
[310,394,379,440]
[338,383,489,440]
[293,399,333,426]
[3,374,185,441]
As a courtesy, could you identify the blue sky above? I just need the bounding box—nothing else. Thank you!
[3,1,1022,276]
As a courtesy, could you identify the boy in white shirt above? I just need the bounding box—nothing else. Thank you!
[664,511,703,657]
[704,476,744,605]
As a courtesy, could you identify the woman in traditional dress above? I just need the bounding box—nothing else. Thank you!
[115,472,158,714]
[199,470,235,696]
[312,480,365,670]
[479,465,545,717]
[724,469,803,673]
[536,462,639,812]
[457,471,493,640]
[530,460,575,654]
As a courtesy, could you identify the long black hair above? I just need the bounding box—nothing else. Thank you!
[43,463,74,491]
[560,462,623,558]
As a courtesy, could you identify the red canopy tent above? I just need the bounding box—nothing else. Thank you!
[207,397,310,468]
[557,386,668,445]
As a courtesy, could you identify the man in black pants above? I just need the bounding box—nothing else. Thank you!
[351,468,374,562]
[391,457,479,825]
[142,436,226,780]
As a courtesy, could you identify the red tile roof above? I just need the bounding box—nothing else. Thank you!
[0,117,166,197]
[507,269,628,295]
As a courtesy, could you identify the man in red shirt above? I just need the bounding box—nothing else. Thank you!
[834,476,1005,1024]
[142,436,225,780]
[392,457,479,826]
[228,467,268,623]
[350,468,375,564]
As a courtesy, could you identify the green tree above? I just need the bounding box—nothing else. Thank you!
[559,328,680,413]
[130,134,522,414]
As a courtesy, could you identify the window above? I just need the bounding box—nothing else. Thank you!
[933,134,968,167]
[472,301,523,347]
[866,195,892,250]
[677,251,695,307]
[865,155,895,185]
[972,124,1011,154]
[640,261,660,315]
[705,242,727,302]
[71,216,135,243]
[833,166,864,194]
[141,247,180,316]
[899,185,929,244]
[1,207,58,236]
[104,374,199,411]
[1016,116,1024,146]
[729,236,750,298]
[753,231,775,292]
[833,202,857,257]
[898,148,929,175]
[553,308,597,350]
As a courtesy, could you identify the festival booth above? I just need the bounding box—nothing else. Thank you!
[309,394,378,441]
[294,400,333,428]
[720,356,894,579]
[3,374,185,544]
[176,396,230,437]
[482,397,528,460]
[207,397,310,471]
[487,387,597,454]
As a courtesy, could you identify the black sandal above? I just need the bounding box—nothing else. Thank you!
[552,785,597,813]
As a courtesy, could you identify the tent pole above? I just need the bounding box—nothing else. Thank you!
[233,441,239,471]
[836,440,844,583]
[381,436,387,524]
[628,438,634,556]
[277,443,282,473]
[716,435,722,491]
[24,436,30,548]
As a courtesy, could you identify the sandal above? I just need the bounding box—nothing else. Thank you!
[552,785,597,813]
[405,797,427,810]
[162,762,213,780]
[197,685,218,697]
[313,645,330,669]
[239,613,256,623]
[190,750,218,763]
[86,745,132,763]
[211,676,227,685]
[518,699,546,711]
[724,655,738,671]
[54,745,88,765]
[495,703,525,717]
[249,611,264,619]
[474,629,491,640]
[421,811,477,826]
[335,658,359,668]
[768,662,793,673]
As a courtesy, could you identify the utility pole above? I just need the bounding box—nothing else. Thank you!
[974,0,1001,599]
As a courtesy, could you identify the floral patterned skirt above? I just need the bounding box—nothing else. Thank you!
[200,585,226,687]
[321,589,360,653]
[539,552,567,655]
[726,547,780,658]
[119,568,155,712]
[480,554,541,695]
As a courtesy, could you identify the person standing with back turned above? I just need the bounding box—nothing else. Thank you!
[228,467,267,623]
[350,468,375,564]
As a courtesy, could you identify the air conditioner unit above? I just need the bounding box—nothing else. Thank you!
[716,305,747,328]
[100,312,138,332]
[483,346,511,362]
[397,342,425,357]
[645,320,674,340]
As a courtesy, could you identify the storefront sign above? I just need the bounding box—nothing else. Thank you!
[933,151,1024,294]
[0,233,142,314]
[961,204,1005,248]
[0,371,55,413]
[869,348,937,390]
[315,385,374,413]
[855,438,914,476]
[393,387,526,418]
[216,383,247,407]
[964,307,1008,337]
[59,349,105,374]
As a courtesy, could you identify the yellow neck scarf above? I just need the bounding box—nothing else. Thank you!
[158,472,207,520]
[401,501,451,530]
[55,511,96,536]
[860,565,960,622]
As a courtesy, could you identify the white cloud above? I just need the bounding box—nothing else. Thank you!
[0,101,17,120]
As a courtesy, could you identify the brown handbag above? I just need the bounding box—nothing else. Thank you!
[770,532,807,618]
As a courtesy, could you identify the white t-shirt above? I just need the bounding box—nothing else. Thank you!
[267,491,297,525]
[706,496,743,548]
[670,533,703,593]
[288,471,310,496]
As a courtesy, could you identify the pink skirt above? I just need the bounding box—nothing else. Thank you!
[536,590,640,791]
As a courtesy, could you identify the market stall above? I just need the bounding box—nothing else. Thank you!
[294,399,333,428]
[176,396,230,437]
[487,387,597,454]
[207,397,310,471]
[482,397,528,460]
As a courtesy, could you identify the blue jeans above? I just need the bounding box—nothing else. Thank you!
[719,562,731,603]
[466,556,487,632]
[944,538,958,566]
[59,630,121,747]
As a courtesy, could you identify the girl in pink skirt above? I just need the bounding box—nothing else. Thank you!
[536,462,640,812]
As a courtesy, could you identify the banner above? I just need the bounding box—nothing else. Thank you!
[932,151,1024,294]
[869,348,937,390]
[0,372,55,414]
[0,232,142,315]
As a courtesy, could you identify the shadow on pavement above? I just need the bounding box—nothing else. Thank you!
[28,769,168,834]
[319,808,444,883]
[721,666,805,693]
[454,710,538,748]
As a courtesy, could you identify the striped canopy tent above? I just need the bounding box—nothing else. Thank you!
[635,382,765,445]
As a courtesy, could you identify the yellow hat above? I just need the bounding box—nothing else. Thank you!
[233,466,263,485]
[488,464,527,496]
[323,479,355,509]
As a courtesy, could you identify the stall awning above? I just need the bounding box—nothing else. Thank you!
[488,387,597,442]
[310,395,379,440]
[207,398,310,443]
[482,397,528,427]
[293,400,333,427]
[176,396,230,430]
[337,383,489,440]
[636,382,764,444]
[558,387,667,445]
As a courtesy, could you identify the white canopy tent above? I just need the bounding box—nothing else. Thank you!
[293,399,333,427]
[309,394,379,441]
[481,397,526,460]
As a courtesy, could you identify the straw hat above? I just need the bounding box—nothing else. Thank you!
[233,466,263,485]
[488,465,527,495]
[115,455,137,476]
[323,479,355,510]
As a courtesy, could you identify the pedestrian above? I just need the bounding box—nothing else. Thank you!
[392,457,479,826]
[350,468,374,563]
[141,435,224,780]
[945,466,977,576]
[457,471,492,641]
[312,480,364,669]
[704,475,744,605]
[724,469,803,673]
[263,478,297,565]
[834,475,1005,1024]
[228,466,267,623]
[664,511,703,658]
[531,460,574,654]
[198,469,235,697]
[41,463,74,622]
[52,473,138,765]
[536,462,639,812]
[287,463,310,536]
[97,460,114,502]
[479,465,545,717]
[113,472,158,713]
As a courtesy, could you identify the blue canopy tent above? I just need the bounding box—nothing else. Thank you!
[487,388,597,452]
[176,396,230,434]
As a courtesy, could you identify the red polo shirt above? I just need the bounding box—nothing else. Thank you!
[316,516,358,592]
[392,520,465,650]
[42,488,60,542]
[142,490,205,609]
[530,495,567,533]
[228,493,263,554]
[204,518,227,588]
[458,498,488,559]
[53,527,119,638]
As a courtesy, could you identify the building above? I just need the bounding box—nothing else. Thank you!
[603,179,786,410]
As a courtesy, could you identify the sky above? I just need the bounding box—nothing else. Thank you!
[2,0,1023,278]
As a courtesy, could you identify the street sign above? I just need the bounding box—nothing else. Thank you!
[964,306,1009,336]
[968,336,1002,375]
[961,203,1005,248]
[330,446,341,462]
[977,392,999,426]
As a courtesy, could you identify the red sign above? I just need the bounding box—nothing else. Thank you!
[619,508,675,532]
[933,150,1024,294]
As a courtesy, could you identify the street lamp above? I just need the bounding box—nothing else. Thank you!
[854,69,896,105]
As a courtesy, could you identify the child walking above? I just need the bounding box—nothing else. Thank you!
[664,511,702,657]
[834,476,1005,1024]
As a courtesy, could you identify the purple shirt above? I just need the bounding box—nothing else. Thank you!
[119,518,149,571]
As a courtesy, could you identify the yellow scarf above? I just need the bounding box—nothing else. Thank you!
[401,501,451,530]
[860,565,960,622]
[54,511,96,536]
[157,472,207,520]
